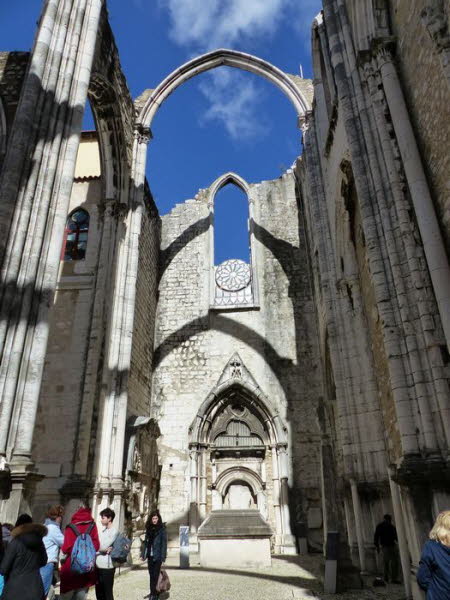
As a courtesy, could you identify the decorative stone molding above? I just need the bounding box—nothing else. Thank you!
[136,49,311,129]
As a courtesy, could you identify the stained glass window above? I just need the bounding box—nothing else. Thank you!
[62,208,90,261]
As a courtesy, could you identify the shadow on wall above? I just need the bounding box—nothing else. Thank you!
[153,184,323,546]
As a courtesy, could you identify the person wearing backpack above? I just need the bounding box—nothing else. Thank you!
[95,508,118,600]
[0,513,47,600]
[59,505,100,600]
[141,511,167,600]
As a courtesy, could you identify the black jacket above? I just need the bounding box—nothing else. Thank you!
[0,522,47,600]
[142,525,167,562]
[374,521,398,548]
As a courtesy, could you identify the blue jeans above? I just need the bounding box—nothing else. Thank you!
[40,562,55,596]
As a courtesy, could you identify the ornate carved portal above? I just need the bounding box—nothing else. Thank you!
[188,354,296,554]
[124,417,161,558]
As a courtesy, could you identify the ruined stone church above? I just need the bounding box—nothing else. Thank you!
[0,0,449,598]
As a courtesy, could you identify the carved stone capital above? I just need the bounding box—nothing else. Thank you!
[298,110,313,133]
[134,125,152,145]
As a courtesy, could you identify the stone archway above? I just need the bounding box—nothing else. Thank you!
[213,466,267,519]
[136,48,311,130]
[187,354,295,554]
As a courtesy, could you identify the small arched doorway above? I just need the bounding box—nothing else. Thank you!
[188,356,296,554]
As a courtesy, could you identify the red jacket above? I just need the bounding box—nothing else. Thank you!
[60,508,100,593]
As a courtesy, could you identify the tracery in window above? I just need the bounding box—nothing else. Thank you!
[62,208,90,261]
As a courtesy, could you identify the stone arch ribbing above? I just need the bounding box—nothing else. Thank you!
[136,49,311,129]
[189,378,288,447]
[0,96,6,158]
[208,172,250,203]
[215,466,264,497]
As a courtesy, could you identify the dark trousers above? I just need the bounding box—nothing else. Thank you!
[95,567,115,600]
[382,546,399,582]
[148,558,162,596]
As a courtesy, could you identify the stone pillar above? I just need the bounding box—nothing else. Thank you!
[198,446,207,522]
[271,445,283,550]
[320,443,362,592]
[377,45,450,351]
[350,479,366,573]
[189,445,199,535]
[278,446,296,554]
[344,493,359,567]
[388,471,413,599]
[0,0,103,516]
[92,127,150,521]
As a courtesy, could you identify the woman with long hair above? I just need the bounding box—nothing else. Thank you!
[417,510,450,599]
[141,510,167,600]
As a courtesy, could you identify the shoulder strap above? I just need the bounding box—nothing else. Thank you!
[86,522,95,535]
[68,523,81,537]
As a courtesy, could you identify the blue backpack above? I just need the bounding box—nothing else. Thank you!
[68,522,96,574]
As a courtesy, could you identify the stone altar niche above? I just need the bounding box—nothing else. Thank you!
[198,509,272,568]
[188,353,296,555]
[124,416,161,561]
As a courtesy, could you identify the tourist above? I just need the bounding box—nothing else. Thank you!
[40,505,65,598]
[142,510,167,600]
[374,514,400,583]
[95,507,119,600]
[0,513,47,600]
[59,504,100,600]
[417,510,450,599]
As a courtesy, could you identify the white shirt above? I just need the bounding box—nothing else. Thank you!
[96,527,118,569]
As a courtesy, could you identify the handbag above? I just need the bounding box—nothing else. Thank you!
[156,568,171,593]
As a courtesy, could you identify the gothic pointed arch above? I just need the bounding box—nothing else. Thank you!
[206,173,257,309]
[136,49,312,129]
[189,353,288,447]
[208,172,250,204]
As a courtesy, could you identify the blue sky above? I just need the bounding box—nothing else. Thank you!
[1,0,322,263]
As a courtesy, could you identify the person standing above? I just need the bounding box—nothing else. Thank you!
[0,513,47,600]
[374,514,400,583]
[417,510,450,600]
[59,505,100,600]
[95,508,118,600]
[141,511,167,600]
[40,505,65,598]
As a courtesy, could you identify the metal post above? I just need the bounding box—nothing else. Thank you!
[180,525,190,569]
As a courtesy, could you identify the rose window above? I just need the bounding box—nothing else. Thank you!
[215,259,251,292]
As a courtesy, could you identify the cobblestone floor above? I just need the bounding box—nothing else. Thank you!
[86,555,407,600]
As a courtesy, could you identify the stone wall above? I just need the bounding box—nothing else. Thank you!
[32,161,104,517]
[389,0,450,253]
[151,171,324,550]
[128,188,161,418]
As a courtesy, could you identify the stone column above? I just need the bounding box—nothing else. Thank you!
[189,445,199,535]
[388,470,413,599]
[350,479,366,573]
[92,127,150,523]
[198,446,207,521]
[271,445,283,550]
[377,46,450,351]
[0,0,103,520]
[278,445,296,554]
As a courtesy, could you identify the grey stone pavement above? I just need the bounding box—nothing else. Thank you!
[86,555,407,600]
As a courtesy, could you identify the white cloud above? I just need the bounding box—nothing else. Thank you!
[160,0,291,50]
[158,0,322,139]
[198,69,268,141]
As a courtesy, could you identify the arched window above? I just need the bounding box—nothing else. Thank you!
[62,208,90,261]
[214,183,250,265]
